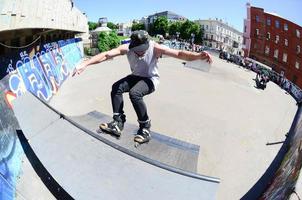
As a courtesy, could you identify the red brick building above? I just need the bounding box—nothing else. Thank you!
[243,3,302,87]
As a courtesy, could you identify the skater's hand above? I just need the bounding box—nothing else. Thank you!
[72,59,89,77]
[200,51,213,64]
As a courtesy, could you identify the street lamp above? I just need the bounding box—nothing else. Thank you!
[191,33,195,51]
[191,33,195,44]
[89,35,92,48]
[176,32,180,41]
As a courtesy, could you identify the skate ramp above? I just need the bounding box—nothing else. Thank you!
[12,92,220,200]
[70,111,199,172]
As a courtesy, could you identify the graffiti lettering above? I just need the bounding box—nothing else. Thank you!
[6,60,14,74]
[4,39,83,102]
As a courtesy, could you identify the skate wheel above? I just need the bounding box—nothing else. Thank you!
[134,142,140,148]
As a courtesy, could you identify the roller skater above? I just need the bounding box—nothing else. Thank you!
[73,30,212,146]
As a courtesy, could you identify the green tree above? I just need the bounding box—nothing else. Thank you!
[107,22,118,30]
[180,20,194,40]
[190,22,201,43]
[153,16,168,36]
[195,26,204,44]
[179,20,203,44]
[108,31,120,49]
[88,21,97,30]
[168,21,182,38]
[131,22,145,31]
[97,31,120,52]
[98,32,110,52]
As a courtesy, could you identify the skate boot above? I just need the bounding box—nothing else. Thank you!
[99,114,126,137]
[134,120,151,147]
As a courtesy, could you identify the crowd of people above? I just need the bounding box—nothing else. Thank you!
[162,38,302,99]
[162,39,205,52]
[219,51,272,89]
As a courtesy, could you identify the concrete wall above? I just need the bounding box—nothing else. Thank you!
[0,0,88,33]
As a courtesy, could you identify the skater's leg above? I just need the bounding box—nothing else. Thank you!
[100,75,137,135]
[111,75,133,115]
[129,78,154,143]
[128,78,155,122]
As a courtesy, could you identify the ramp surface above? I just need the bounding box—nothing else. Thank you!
[70,111,199,172]
[13,92,219,200]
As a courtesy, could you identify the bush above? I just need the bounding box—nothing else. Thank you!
[97,31,120,52]
[108,31,120,49]
[84,47,92,56]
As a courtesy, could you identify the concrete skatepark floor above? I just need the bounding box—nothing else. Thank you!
[49,53,297,199]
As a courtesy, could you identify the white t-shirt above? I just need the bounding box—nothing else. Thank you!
[126,41,160,89]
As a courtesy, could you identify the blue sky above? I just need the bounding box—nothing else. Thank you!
[73,0,302,32]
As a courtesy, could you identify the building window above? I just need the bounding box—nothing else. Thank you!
[297,30,301,38]
[275,20,280,28]
[298,45,301,53]
[265,46,270,55]
[244,25,247,33]
[206,25,209,30]
[274,49,279,58]
[283,53,287,62]
[256,29,259,36]
[296,61,300,69]
[284,24,288,31]
[285,39,288,46]
[267,19,271,26]
[275,35,279,44]
[256,15,260,22]
[267,32,270,39]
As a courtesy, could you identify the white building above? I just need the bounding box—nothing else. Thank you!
[196,19,244,55]
[91,17,112,34]
[118,21,133,36]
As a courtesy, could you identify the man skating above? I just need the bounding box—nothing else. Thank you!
[73,30,212,145]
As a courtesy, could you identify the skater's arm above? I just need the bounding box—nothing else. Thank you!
[154,43,212,64]
[73,44,128,76]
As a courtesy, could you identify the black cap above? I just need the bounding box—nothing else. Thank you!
[129,30,150,52]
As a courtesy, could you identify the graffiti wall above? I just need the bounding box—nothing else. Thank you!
[0,38,83,199]
[243,64,302,199]
[1,38,83,101]
[259,106,302,199]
